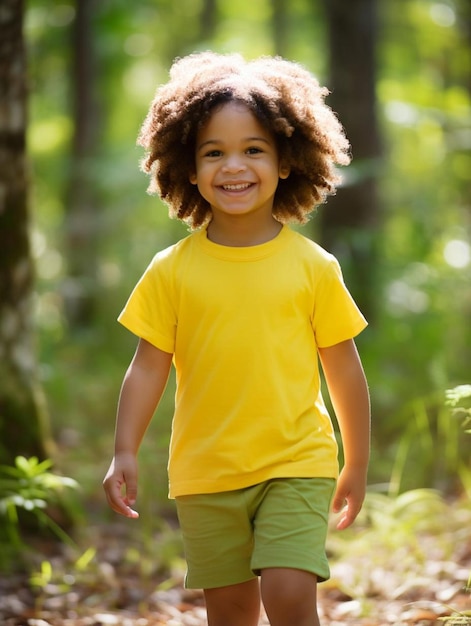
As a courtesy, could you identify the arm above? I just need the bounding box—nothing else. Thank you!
[103,338,173,518]
[318,338,370,530]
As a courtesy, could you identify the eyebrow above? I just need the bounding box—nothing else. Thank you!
[197,136,271,152]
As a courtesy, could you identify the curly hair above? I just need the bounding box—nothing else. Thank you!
[137,51,351,229]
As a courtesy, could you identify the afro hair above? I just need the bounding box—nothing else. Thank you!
[138,51,351,229]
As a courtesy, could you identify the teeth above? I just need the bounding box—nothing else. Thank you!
[222,183,251,191]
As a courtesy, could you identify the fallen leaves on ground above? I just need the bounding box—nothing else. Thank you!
[0,492,470,625]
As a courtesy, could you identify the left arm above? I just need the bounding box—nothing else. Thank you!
[318,338,370,530]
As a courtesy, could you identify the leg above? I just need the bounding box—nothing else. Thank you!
[261,567,320,626]
[204,578,261,626]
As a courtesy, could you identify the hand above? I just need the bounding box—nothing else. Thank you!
[103,452,140,519]
[332,464,367,530]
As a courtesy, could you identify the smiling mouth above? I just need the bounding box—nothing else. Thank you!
[220,183,253,191]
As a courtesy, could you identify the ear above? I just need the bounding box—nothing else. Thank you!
[279,163,290,180]
[189,172,197,185]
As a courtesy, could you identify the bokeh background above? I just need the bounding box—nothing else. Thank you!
[2,0,470,539]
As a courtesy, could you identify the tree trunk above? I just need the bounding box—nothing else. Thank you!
[0,0,54,465]
[62,0,101,328]
[271,0,289,56]
[200,0,218,41]
[320,0,382,319]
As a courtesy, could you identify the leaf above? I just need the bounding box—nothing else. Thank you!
[75,547,96,571]
[15,455,38,476]
[445,385,471,407]
[29,559,53,588]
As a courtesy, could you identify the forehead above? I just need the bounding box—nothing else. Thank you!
[198,101,273,141]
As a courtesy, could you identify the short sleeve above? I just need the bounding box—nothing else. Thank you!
[118,251,177,354]
[312,257,367,348]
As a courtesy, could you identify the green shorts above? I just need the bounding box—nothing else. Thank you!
[175,477,335,589]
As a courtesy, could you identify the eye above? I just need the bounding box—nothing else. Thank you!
[246,147,263,155]
[204,149,222,158]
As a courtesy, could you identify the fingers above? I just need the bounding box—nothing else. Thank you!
[335,502,359,530]
[125,477,138,508]
[103,460,139,519]
[332,485,364,530]
[104,476,139,518]
[332,465,367,530]
[331,490,346,515]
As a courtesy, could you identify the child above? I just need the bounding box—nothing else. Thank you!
[103,51,370,626]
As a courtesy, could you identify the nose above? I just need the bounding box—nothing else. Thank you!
[221,154,246,174]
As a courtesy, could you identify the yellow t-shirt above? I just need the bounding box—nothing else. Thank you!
[118,225,367,498]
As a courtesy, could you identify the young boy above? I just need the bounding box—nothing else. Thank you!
[103,51,370,626]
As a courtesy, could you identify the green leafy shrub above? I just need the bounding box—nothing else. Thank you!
[0,455,79,571]
[446,384,471,434]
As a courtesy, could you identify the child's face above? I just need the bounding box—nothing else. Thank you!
[190,101,289,223]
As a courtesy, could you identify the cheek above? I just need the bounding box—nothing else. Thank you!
[191,161,214,186]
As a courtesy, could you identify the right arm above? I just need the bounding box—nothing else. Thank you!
[103,338,173,518]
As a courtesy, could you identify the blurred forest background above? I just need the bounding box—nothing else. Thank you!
[1,0,471,621]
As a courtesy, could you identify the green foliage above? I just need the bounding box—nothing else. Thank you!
[439,617,471,626]
[326,487,471,620]
[123,519,185,582]
[29,547,97,613]
[333,488,453,557]
[376,384,470,498]
[384,392,469,496]
[443,383,471,620]
[26,522,184,615]
[446,384,471,434]
[0,456,79,571]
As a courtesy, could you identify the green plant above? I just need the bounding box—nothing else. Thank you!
[29,546,96,614]
[384,385,471,497]
[0,455,79,570]
[438,606,471,625]
[438,385,471,625]
[446,384,471,496]
[445,384,471,434]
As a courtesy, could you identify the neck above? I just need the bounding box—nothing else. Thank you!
[207,215,282,247]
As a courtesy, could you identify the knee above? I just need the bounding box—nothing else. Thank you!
[261,568,320,625]
[204,579,260,626]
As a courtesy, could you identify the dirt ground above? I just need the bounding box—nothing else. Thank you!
[0,513,470,626]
